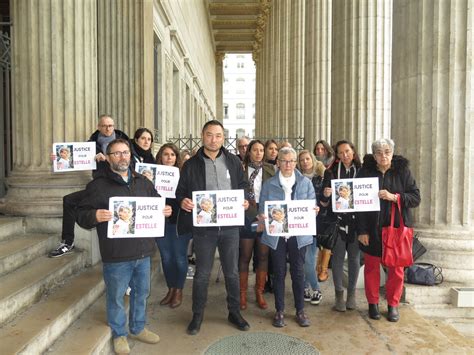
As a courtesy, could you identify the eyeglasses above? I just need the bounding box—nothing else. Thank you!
[374,150,393,157]
[238,144,249,149]
[101,124,114,129]
[278,159,297,165]
[108,150,131,158]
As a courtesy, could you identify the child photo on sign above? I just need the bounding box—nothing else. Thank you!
[56,145,73,170]
[113,201,136,235]
[335,182,353,210]
[268,204,288,234]
[196,194,217,224]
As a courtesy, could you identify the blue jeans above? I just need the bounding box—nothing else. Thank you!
[156,224,191,289]
[102,257,151,338]
[271,237,306,313]
[304,238,321,291]
[192,227,240,314]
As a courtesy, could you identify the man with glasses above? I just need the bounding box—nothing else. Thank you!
[236,136,250,161]
[48,114,129,257]
[176,120,250,335]
[76,138,171,354]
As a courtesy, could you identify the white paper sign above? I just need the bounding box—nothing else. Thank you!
[264,200,317,237]
[192,190,245,227]
[107,197,166,238]
[331,177,380,212]
[52,142,97,172]
[135,163,180,198]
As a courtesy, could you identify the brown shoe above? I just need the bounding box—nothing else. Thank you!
[240,271,248,310]
[170,288,183,308]
[318,249,331,282]
[255,270,268,309]
[160,288,175,306]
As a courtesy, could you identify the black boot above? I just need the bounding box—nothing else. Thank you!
[368,304,381,320]
[387,306,400,322]
[187,313,203,335]
[228,311,250,331]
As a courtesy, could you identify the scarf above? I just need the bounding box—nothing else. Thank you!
[247,161,263,201]
[132,140,155,164]
[97,132,116,154]
[336,160,357,179]
[279,171,295,201]
[316,155,335,169]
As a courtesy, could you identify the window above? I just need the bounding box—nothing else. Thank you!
[236,55,245,59]
[224,103,229,119]
[237,62,244,69]
[236,128,245,138]
[236,77,245,83]
[236,103,245,119]
[224,129,229,138]
[236,89,245,95]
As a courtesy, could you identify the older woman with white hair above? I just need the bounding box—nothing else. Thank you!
[258,147,316,328]
[356,138,420,322]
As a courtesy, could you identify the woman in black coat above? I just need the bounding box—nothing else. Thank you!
[356,138,420,322]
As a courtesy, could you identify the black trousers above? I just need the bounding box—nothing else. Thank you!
[61,189,88,245]
[271,237,306,313]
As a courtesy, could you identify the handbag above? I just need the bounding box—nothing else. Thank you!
[405,263,443,286]
[317,217,340,250]
[381,194,414,267]
[412,233,427,261]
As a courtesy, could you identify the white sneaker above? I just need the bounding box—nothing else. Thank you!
[186,266,195,280]
[304,288,311,302]
[311,290,322,305]
[125,287,131,296]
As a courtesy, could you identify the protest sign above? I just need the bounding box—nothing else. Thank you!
[52,142,97,172]
[264,200,317,237]
[135,163,180,198]
[192,190,245,227]
[331,177,380,212]
[107,196,166,238]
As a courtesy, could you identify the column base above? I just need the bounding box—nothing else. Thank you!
[415,227,474,283]
[0,171,92,217]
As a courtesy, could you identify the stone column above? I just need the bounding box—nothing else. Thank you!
[215,52,225,122]
[331,0,392,154]
[97,0,154,133]
[287,0,305,140]
[277,0,290,137]
[304,0,332,150]
[392,0,474,283]
[0,0,98,216]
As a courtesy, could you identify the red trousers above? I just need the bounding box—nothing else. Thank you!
[364,253,405,306]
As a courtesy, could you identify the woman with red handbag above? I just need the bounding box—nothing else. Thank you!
[356,138,420,322]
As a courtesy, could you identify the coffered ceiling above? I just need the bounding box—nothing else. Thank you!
[206,0,262,53]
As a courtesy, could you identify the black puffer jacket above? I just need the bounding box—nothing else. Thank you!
[76,167,160,263]
[356,154,421,257]
[175,146,248,235]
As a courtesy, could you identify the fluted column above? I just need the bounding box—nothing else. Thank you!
[304,0,332,150]
[331,0,392,153]
[0,0,98,216]
[97,0,154,133]
[287,0,305,139]
[215,52,225,122]
[392,0,474,283]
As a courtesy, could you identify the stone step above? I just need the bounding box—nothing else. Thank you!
[0,217,25,240]
[46,294,116,355]
[443,319,474,339]
[413,303,474,319]
[416,251,474,283]
[0,252,85,325]
[0,264,104,355]
[419,235,473,252]
[48,256,160,354]
[404,282,466,305]
[0,233,58,277]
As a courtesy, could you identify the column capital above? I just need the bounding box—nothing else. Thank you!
[215,51,225,63]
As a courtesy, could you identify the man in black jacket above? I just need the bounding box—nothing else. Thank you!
[48,114,129,258]
[176,120,250,335]
[76,138,171,354]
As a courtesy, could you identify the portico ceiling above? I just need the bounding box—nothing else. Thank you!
[206,0,265,53]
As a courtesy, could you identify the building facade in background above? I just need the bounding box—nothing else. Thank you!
[222,54,256,139]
